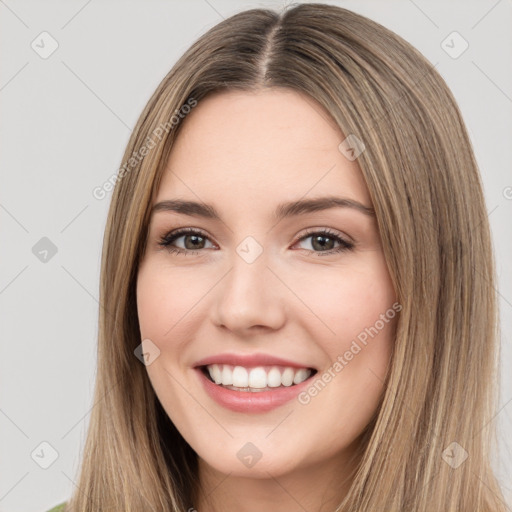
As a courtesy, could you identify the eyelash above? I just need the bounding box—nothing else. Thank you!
[157,227,354,256]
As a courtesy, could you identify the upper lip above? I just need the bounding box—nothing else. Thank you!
[194,352,316,370]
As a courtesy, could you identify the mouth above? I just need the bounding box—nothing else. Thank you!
[192,353,320,412]
[198,364,318,393]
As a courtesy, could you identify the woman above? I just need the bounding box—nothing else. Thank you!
[49,3,508,511]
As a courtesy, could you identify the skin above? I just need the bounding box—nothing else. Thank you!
[136,88,398,512]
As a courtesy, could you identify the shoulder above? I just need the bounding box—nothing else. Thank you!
[46,503,67,512]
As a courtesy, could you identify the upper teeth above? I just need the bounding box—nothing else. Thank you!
[206,364,312,388]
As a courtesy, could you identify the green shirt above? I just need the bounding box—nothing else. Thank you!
[46,503,66,512]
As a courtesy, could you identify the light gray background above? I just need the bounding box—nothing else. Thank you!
[1,1,511,511]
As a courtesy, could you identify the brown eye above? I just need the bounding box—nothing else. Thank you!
[295,229,354,254]
[158,228,214,255]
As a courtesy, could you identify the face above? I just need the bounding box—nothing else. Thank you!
[136,88,398,484]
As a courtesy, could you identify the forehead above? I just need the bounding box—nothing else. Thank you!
[156,89,371,208]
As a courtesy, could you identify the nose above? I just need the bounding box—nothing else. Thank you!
[211,250,286,334]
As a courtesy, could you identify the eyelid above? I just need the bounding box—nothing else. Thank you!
[296,226,353,244]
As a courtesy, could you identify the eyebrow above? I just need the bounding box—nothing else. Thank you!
[151,196,375,221]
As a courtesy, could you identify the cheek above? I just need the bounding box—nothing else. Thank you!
[296,311,395,452]
[136,265,197,420]
[136,263,206,341]
[296,256,396,424]
[303,258,397,354]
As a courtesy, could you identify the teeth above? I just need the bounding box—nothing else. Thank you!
[293,368,311,385]
[267,367,282,388]
[206,364,313,389]
[221,364,233,385]
[232,366,248,387]
[210,364,222,384]
[248,367,267,388]
[281,367,295,387]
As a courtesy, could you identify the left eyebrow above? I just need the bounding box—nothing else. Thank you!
[151,195,375,221]
[273,196,375,220]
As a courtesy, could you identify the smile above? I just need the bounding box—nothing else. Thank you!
[203,364,314,391]
[195,363,318,413]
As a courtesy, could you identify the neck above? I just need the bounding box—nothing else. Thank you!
[192,445,360,512]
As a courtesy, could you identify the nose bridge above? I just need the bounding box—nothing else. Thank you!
[212,237,285,332]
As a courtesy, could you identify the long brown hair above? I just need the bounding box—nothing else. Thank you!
[67,4,507,511]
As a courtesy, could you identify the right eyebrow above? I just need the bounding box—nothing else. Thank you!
[151,200,219,219]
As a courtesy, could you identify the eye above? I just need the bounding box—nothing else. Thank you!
[293,228,354,255]
[158,228,215,255]
[158,227,354,256]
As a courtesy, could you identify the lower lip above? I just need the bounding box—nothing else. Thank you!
[195,368,315,413]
